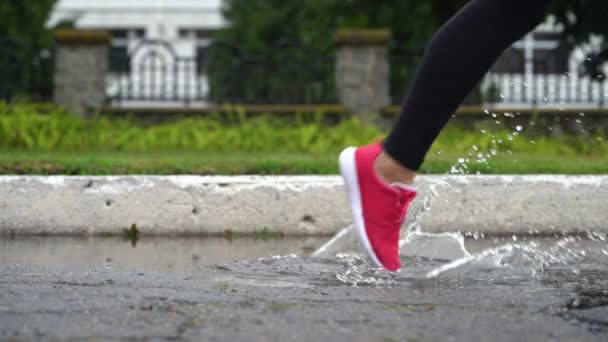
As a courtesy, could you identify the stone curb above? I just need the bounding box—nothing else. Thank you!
[0,175,607,236]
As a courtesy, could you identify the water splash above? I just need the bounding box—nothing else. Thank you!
[311,225,353,258]
[333,253,396,286]
[426,236,589,278]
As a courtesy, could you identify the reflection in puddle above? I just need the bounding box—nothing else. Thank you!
[0,236,325,275]
[2,231,607,290]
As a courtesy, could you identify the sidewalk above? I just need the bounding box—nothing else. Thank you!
[1,175,607,235]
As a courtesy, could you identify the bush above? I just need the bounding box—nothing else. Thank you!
[0,102,606,158]
[0,102,380,153]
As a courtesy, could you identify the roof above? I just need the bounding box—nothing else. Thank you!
[48,0,225,28]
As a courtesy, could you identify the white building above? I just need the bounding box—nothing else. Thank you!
[483,18,607,109]
[49,0,227,106]
[48,2,606,108]
[48,0,225,50]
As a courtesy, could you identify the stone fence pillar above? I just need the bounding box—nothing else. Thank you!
[335,29,391,123]
[54,30,110,117]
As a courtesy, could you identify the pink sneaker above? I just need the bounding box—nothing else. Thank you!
[339,143,417,272]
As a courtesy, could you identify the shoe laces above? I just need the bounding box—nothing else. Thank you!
[394,190,415,224]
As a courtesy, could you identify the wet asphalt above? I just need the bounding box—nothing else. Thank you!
[1,245,608,341]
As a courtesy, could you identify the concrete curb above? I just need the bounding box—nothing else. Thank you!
[0,175,607,235]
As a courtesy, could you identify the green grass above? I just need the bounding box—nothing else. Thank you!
[0,102,607,174]
[0,102,379,153]
[1,150,607,175]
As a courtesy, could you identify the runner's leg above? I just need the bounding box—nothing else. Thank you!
[380,0,552,182]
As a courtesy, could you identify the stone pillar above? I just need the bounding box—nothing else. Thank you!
[335,29,391,123]
[54,30,110,117]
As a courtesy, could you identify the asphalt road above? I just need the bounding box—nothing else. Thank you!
[1,252,608,341]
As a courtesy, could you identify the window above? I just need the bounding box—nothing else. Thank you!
[491,48,525,74]
[109,46,130,73]
[534,47,569,75]
[492,31,569,75]
[108,28,146,73]
[178,28,216,40]
[533,31,561,41]
[195,29,215,39]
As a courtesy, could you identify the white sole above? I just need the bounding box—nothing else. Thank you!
[339,147,384,269]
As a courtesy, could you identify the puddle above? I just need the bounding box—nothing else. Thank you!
[0,236,325,275]
[2,228,607,292]
[304,221,608,288]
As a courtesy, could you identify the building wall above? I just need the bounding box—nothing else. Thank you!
[48,0,225,55]
[48,4,607,108]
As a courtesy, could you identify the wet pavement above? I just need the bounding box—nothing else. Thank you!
[1,233,608,341]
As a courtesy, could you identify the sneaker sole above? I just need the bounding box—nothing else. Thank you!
[339,147,384,269]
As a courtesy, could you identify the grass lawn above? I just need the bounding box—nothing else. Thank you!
[1,150,607,175]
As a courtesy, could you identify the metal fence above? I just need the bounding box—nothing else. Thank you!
[390,47,608,109]
[4,35,607,110]
[481,73,608,108]
[107,40,337,107]
[0,38,54,102]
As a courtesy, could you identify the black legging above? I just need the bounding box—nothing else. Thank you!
[384,0,552,171]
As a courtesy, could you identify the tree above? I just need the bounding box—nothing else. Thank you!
[210,0,608,104]
[208,0,436,104]
[0,0,57,100]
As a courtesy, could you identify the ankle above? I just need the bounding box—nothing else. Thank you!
[375,151,416,185]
